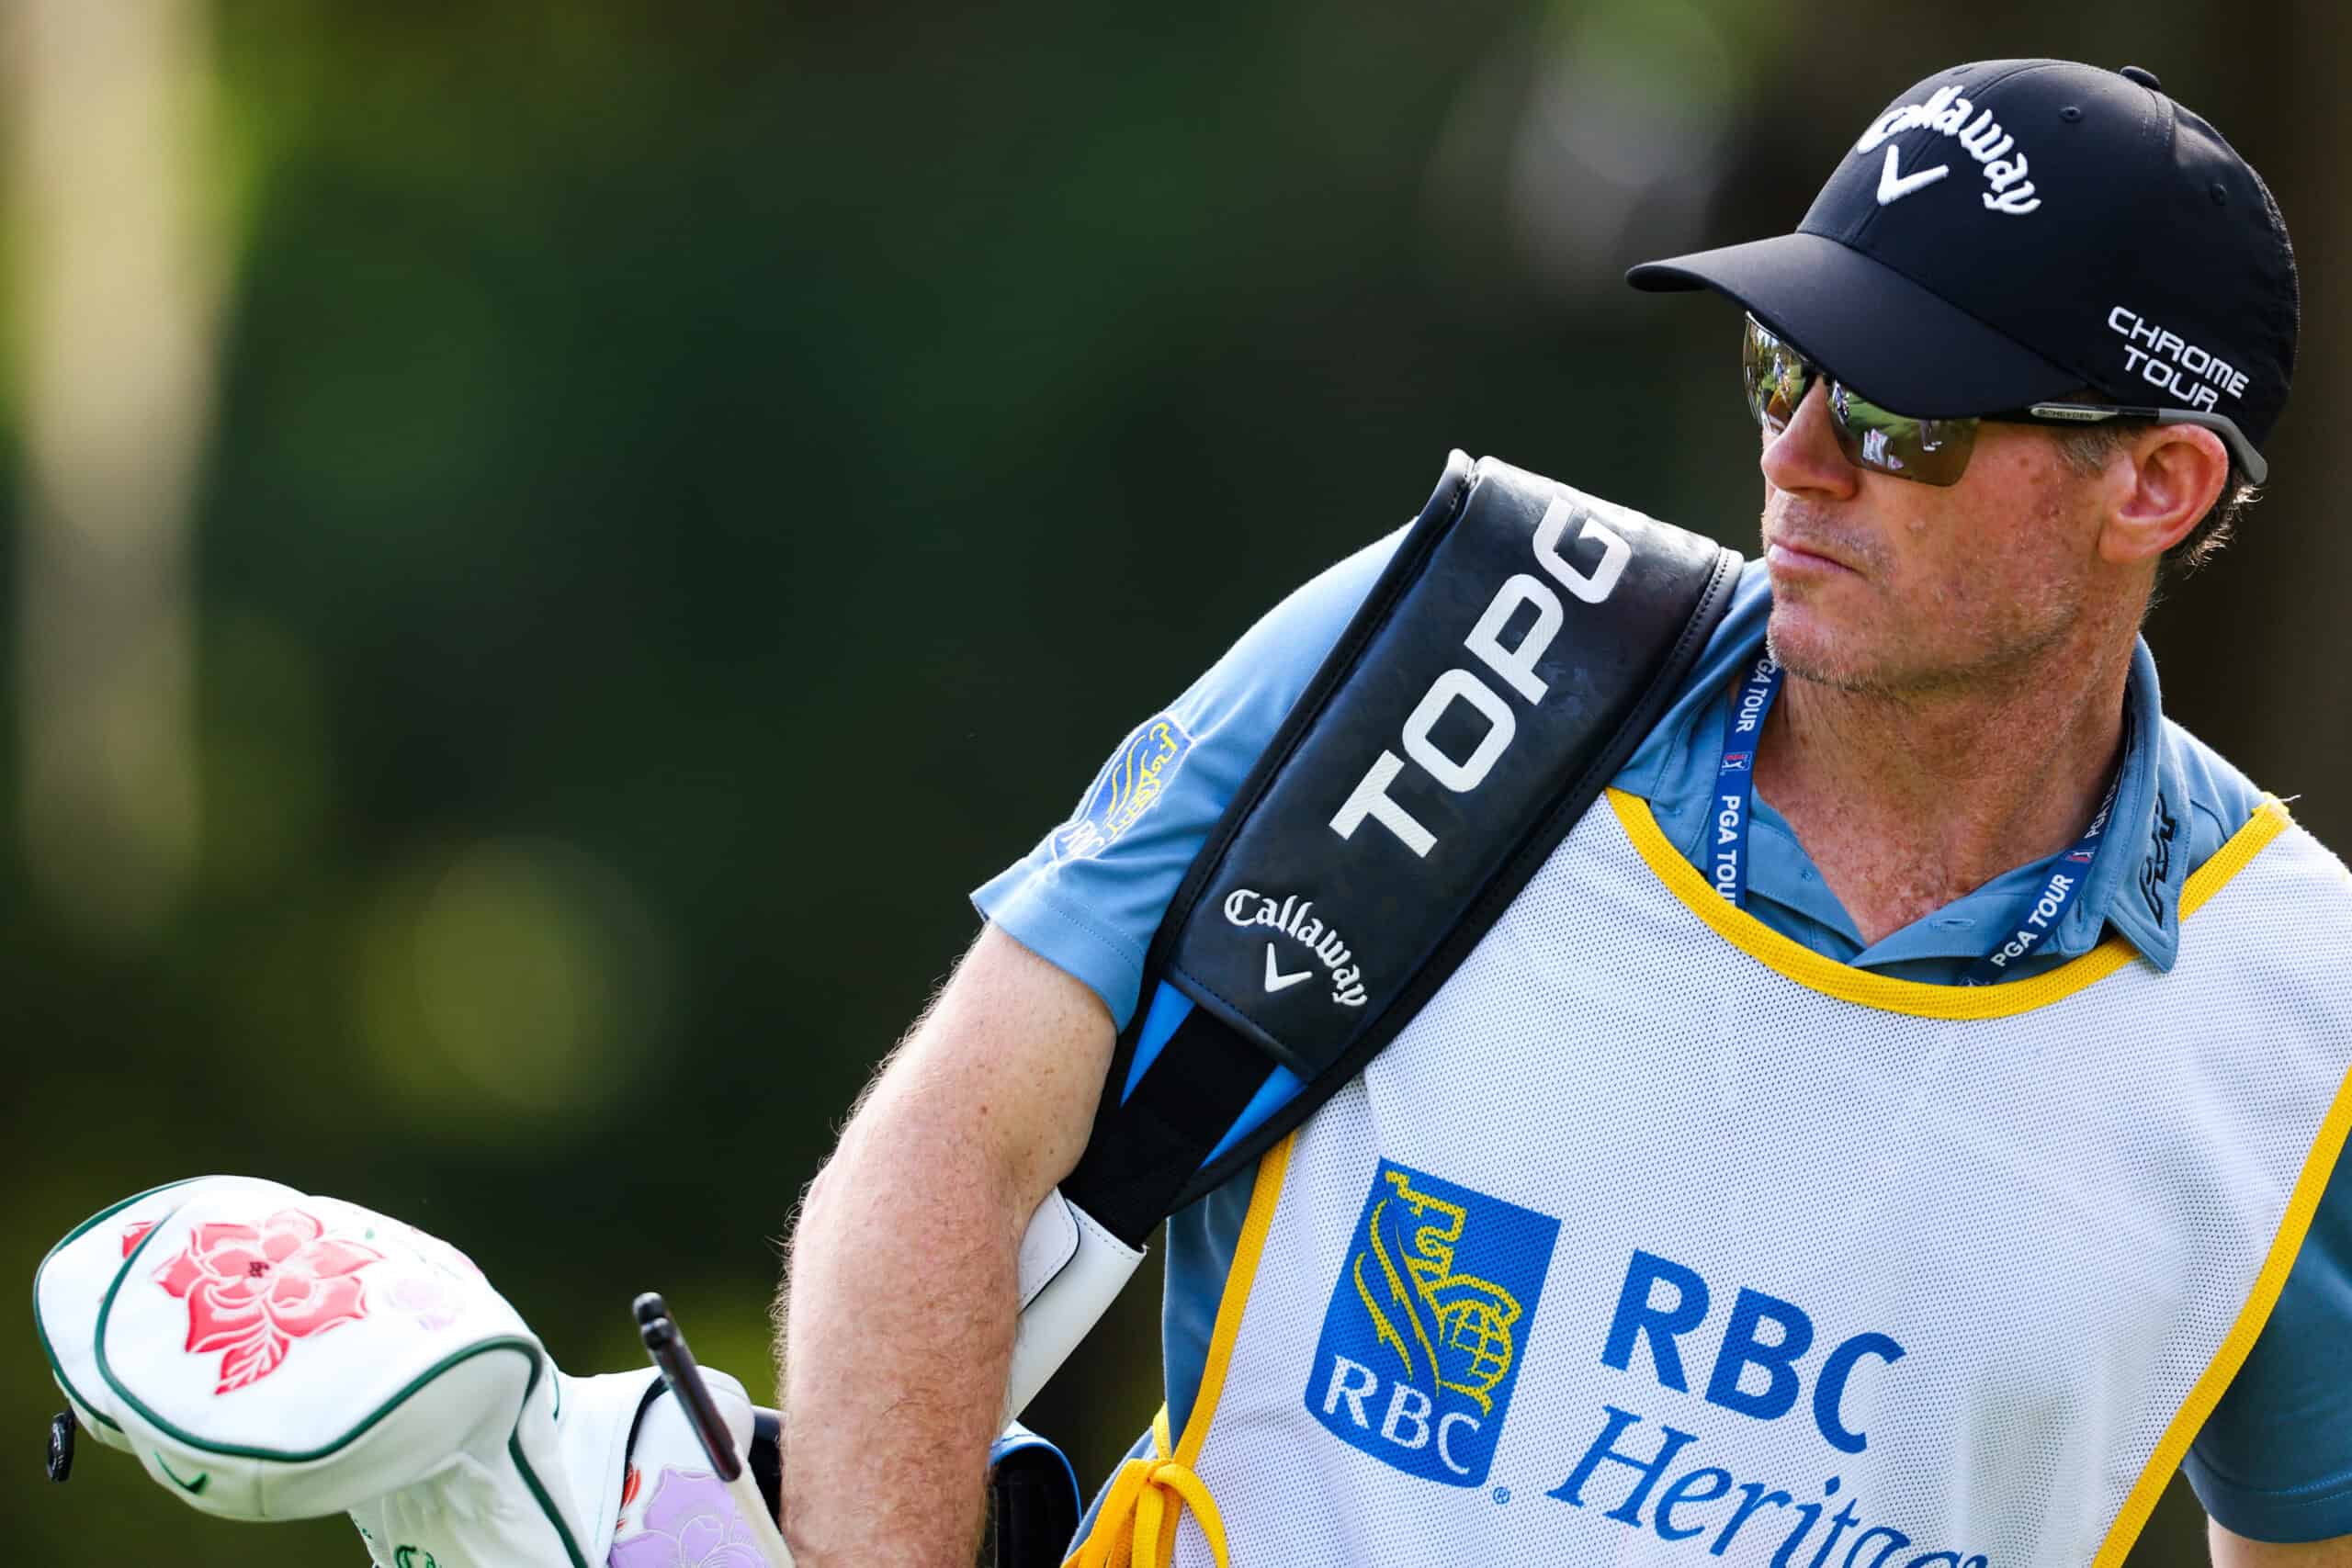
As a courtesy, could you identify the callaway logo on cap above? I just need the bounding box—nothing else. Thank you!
[1627,61,2299,466]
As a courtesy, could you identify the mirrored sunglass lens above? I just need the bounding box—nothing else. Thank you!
[1742,319,1807,428]
[1826,386,1979,486]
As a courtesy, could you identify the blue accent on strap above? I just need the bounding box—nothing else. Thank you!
[1124,980,1304,1170]
[1120,984,1196,1104]
[1199,1065,1306,1170]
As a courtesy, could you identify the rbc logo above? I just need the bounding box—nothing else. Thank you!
[1306,1160,1559,1487]
[1051,713,1193,863]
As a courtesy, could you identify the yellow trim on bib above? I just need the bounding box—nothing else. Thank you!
[2090,1055,2352,1564]
[1063,1133,1296,1568]
[1607,788,2292,1019]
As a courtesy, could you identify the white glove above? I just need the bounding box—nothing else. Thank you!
[34,1175,767,1568]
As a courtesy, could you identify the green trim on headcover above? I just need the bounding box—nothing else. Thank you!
[31,1176,207,1436]
[92,1217,590,1568]
[511,1407,591,1568]
[155,1455,209,1494]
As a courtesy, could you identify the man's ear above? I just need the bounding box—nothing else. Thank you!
[2098,423,2231,566]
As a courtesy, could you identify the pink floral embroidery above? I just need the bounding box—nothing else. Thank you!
[151,1209,383,1394]
[121,1220,154,1258]
[387,1272,463,1332]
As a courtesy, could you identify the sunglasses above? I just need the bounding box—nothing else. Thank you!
[1741,315,2268,487]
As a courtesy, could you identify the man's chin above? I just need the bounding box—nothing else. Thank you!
[1763,605,1909,696]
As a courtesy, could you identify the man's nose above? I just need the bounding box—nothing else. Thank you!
[1759,380,1861,501]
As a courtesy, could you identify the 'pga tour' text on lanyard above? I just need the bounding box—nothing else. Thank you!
[1710,655,2120,984]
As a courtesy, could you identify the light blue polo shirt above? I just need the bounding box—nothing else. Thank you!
[974,528,2352,1543]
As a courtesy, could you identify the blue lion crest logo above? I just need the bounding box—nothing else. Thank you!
[1307,1160,1558,1487]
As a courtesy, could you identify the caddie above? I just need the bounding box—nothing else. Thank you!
[777,60,2352,1567]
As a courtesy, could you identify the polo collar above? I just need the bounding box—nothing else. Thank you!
[2061,637,2185,971]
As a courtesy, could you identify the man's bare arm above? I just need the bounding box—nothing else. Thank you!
[2211,1517,2352,1565]
[776,922,1114,1567]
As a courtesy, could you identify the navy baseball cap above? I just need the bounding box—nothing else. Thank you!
[1628,61,2299,463]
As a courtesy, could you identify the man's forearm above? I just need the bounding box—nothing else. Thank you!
[778,1101,1023,1566]
[775,927,1114,1566]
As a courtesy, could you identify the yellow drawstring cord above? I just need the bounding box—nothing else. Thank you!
[1062,1407,1233,1568]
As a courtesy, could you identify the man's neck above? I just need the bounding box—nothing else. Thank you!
[1751,641,2134,948]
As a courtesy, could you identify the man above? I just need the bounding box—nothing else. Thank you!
[778,60,2352,1566]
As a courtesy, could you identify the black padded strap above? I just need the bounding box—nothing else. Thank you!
[1066,1008,1280,1246]
[1065,452,1741,1247]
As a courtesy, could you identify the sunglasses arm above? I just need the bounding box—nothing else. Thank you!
[2021,401,2267,484]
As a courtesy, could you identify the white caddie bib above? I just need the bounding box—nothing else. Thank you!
[1119,793,2352,1568]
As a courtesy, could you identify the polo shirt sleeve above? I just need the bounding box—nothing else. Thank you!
[972,526,1406,1029]
[2181,1152,2352,1541]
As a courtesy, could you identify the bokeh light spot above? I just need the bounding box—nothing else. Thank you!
[356,839,669,1136]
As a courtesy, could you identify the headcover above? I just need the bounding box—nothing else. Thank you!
[34,1175,758,1568]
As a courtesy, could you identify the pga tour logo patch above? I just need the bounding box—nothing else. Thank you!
[1306,1160,1559,1487]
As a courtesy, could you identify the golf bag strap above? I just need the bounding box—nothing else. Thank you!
[1063,451,1742,1247]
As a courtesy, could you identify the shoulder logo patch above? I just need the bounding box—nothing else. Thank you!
[1306,1159,1559,1487]
[1051,714,1194,863]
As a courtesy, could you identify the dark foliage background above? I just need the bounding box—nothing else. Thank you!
[9,3,2347,1561]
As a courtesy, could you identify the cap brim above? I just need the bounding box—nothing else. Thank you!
[1627,231,2083,417]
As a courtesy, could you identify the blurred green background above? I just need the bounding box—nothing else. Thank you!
[7,2,2346,1562]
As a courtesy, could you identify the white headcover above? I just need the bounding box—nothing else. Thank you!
[34,1175,763,1567]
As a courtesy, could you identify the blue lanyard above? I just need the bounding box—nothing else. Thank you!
[1709,654,1781,907]
[1960,771,2118,985]
[1708,656,2119,984]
